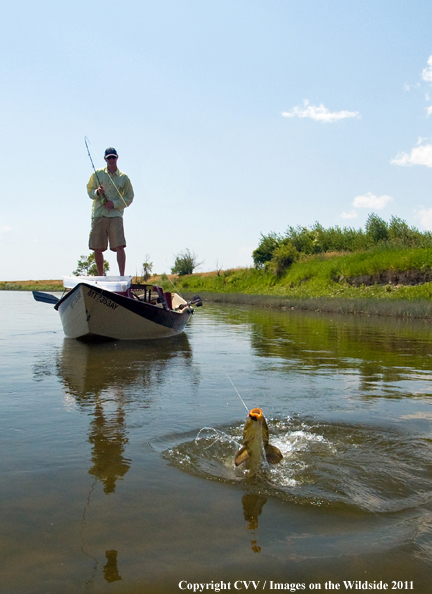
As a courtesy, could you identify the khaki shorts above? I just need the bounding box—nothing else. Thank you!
[89,217,126,252]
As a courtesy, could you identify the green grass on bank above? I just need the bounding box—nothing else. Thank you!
[0,280,63,292]
[3,245,432,318]
[160,245,432,299]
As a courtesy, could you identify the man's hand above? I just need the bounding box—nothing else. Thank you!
[104,200,114,210]
[96,184,105,197]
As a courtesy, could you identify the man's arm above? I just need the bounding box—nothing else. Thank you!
[86,172,106,202]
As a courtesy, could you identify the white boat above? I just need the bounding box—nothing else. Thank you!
[33,276,202,341]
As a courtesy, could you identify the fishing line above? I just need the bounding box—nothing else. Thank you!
[167,273,184,300]
[106,171,128,208]
[226,373,249,413]
[160,256,185,300]
[195,427,241,449]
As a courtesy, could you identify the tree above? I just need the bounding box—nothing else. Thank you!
[252,232,282,268]
[286,225,316,254]
[73,253,109,276]
[388,215,418,244]
[365,213,389,243]
[171,249,202,276]
[141,255,153,281]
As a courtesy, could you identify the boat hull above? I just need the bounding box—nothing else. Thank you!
[55,283,192,340]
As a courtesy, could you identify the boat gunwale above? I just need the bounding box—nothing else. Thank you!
[55,282,186,315]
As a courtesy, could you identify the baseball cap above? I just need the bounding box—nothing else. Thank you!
[104,147,118,158]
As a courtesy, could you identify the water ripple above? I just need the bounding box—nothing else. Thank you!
[151,416,432,513]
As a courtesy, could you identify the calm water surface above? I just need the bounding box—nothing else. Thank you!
[1,292,431,593]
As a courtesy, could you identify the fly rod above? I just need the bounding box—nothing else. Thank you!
[84,137,105,204]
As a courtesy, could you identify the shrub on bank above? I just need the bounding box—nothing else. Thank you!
[269,242,299,275]
[160,245,432,304]
[253,214,432,273]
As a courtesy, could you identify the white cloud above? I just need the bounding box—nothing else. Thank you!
[403,83,420,91]
[352,192,393,210]
[391,143,432,167]
[282,100,360,123]
[1,226,12,233]
[339,193,393,222]
[416,208,432,230]
[421,55,432,83]
[393,57,432,168]
[340,210,358,219]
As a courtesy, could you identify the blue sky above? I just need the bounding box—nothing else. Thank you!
[2,0,432,280]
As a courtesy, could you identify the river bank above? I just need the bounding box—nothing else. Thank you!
[2,275,432,320]
[4,247,432,318]
[0,280,64,291]
[188,291,432,318]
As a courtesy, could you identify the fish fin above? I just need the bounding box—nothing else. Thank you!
[234,446,250,466]
[265,444,283,464]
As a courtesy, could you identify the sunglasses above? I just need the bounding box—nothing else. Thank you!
[106,156,117,160]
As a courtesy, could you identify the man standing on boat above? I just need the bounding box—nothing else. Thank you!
[87,147,134,276]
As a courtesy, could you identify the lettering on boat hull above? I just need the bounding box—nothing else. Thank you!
[87,289,119,311]
[69,291,82,310]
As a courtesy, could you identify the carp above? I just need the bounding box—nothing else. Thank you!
[234,407,283,474]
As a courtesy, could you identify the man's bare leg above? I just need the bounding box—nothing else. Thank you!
[116,247,126,276]
[94,249,105,276]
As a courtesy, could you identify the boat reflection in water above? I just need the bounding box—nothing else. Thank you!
[54,334,195,584]
[57,333,194,492]
[87,393,130,494]
[103,550,122,583]
[58,331,194,397]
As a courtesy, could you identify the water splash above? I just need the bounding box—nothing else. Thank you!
[150,415,432,513]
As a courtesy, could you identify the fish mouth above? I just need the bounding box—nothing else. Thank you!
[248,407,263,422]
